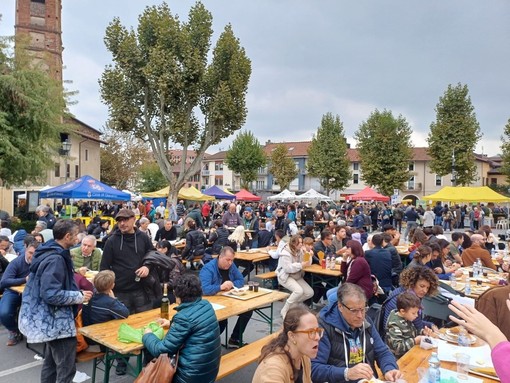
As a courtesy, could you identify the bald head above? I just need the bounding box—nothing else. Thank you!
[471,234,484,246]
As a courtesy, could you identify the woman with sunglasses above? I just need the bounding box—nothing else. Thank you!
[252,304,322,383]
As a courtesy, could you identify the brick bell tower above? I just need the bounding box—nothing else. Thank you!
[14,0,63,84]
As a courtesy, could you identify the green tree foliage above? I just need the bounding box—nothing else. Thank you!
[0,38,66,186]
[99,2,251,202]
[427,83,482,185]
[354,109,413,196]
[307,113,351,194]
[499,118,510,183]
[269,144,298,191]
[136,162,168,192]
[225,131,266,190]
[100,129,149,190]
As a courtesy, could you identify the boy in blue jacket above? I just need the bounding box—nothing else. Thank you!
[82,270,129,326]
[199,246,252,348]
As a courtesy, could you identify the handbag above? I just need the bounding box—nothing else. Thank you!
[134,352,178,383]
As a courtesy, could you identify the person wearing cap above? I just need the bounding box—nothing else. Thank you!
[99,208,155,375]
[242,207,259,248]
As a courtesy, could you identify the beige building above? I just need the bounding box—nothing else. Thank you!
[201,142,500,202]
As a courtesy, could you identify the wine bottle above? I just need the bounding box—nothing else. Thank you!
[161,283,169,320]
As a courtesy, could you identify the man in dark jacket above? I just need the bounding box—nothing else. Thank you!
[100,208,154,314]
[155,219,177,242]
[311,283,401,383]
[36,205,56,229]
[187,203,205,230]
[364,234,393,294]
[0,240,39,345]
[19,220,92,382]
[208,220,230,254]
[100,208,154,375]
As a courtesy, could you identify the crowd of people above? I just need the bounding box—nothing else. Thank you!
[0,197,509,382]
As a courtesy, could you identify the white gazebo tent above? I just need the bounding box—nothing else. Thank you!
[298,188,332,202]
[267,189,297,201]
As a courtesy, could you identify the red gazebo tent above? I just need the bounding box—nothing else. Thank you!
[347,186,390,202]
[235,189,261,201]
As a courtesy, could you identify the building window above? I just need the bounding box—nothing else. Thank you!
[256,181,265,190]
[85,149,88,161]
[215,177,223,186]
[353,162,359,171]
[75,165,79,179]
[435,175,442,186]
[491,178,497,185]
[66,164,70,179]
[203,177,209,186]
[31,0,46,3]
[408,176,415,190]
[408,162,415,171]
[215,162,223,171]
[353,174,359,184]
[54,163,60,177]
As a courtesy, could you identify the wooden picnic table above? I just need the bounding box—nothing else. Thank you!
[10,284,25,294]
[398,344,498,382]
[79,290,288,382]
[303,264,342,298]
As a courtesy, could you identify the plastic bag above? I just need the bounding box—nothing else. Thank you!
[118,322,164,344]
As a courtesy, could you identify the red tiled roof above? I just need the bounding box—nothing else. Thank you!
[263,141,310,157]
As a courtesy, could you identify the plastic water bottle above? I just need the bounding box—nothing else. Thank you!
[329,256,336,269]
[491,248,496,258]
[465,280,471,295]
[449,274,457,288]
[458,327,470,347]
[428,352,441,383]
[326,256,331,269]
[237,243,241,252]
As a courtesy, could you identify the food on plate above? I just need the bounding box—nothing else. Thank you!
[471,367,497,377]
[230,288,247,296]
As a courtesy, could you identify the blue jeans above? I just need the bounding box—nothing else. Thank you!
[41,337,77,383]
[0,289,21,331]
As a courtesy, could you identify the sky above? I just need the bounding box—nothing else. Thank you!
[1,0,509,156]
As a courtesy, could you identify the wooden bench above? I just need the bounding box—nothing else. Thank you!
[216,332,278,380]
[255,271,277,284]
[76,350,105,383]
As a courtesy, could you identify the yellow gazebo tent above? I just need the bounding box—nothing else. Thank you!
[141,186,214,201]
[423,186,510,203]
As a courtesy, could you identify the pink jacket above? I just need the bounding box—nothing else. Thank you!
[492,341,510,381]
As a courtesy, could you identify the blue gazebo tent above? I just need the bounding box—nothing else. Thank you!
[40,175,131,200]
[203,185,236,200]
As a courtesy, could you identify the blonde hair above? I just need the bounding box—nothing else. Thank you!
[94,270,115,293]
[228,225,246,244]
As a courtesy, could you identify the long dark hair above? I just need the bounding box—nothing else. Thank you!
[258,304,312,364]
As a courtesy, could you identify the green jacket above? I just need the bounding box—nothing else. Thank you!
[70,247,102,271]
[385,309,417,358]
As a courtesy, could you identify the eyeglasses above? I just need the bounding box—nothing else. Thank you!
[293,327,325,339]
[326,237,334,240]
[340,302,369,315]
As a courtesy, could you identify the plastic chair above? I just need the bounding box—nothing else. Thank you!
[148,223,159,242]
[496,218,508,230]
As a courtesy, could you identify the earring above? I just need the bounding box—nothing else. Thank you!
[292,340,297,345]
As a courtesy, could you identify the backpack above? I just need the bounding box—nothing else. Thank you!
[167,258,185,289]
[86,223,99,235]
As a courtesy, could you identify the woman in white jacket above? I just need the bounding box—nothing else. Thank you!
[277,235,314,319]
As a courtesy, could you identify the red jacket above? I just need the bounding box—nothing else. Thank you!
[202,203,211,217]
